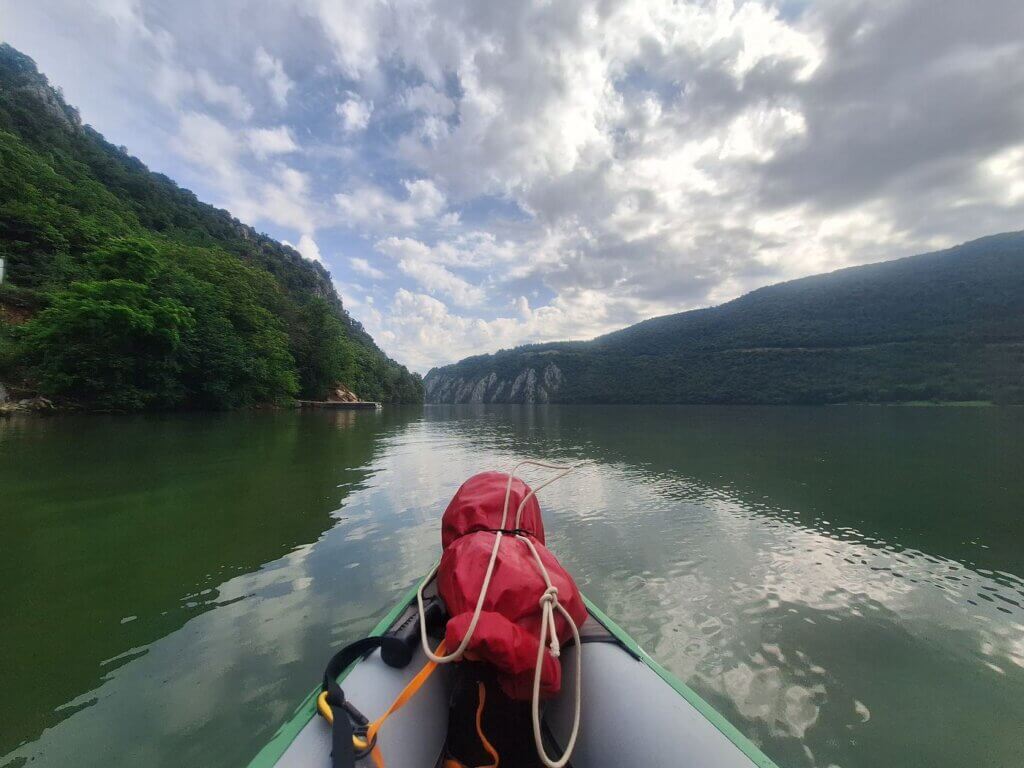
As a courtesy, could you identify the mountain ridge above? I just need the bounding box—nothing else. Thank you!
[0,44,422,408]
[425,232,1024,404]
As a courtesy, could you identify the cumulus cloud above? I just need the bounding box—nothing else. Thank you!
[397,260,483,307]
[147,64,254,121]
[336,179,447,231]
[370,236,485,306]
[350,257,386,280]
[309,0,388,80]
[193,69,253,121]
[8,0,1024,373]
[241,165,318,234]
[284,233,324,264]
[170,111,240,183]
[401,84,455,116]
[246,126,298,158]
[172,112,318,232]
[255,47,293,108]
[336,92,373,132]
[358,288,654,372]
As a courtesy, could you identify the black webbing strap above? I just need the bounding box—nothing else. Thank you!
[483,527,533,537]
[329,704,357,768]
[321,635,412,768]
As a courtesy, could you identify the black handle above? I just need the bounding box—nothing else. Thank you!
[381,596,446,668]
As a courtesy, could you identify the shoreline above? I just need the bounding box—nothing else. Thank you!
[2,399,1010,418]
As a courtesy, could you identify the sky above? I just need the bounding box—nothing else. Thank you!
[3,0,1024,373]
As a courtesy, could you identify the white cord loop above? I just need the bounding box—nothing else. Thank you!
[518,532,580,767]
[415,460,582,768]
[539,586,561,658]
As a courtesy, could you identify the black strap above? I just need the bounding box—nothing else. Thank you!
[329,705,357,768]
[323,636,404,691]
[321,635,411,768]
[483,527,535,537]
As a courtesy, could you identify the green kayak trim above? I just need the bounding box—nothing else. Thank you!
[581,596,779,768]
[247,584,780,768]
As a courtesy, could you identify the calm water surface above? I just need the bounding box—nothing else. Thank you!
[1,406,1023,768]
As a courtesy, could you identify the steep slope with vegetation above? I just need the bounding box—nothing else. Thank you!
[0,45,421,410]
[426,232,1024,404]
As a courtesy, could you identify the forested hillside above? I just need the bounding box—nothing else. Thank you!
[425,233,1024,404]
[0,44,421,410]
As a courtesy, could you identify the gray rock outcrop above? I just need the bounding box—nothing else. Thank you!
[424,362,564,404]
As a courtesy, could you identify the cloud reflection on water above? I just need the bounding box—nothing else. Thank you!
[4,406,1023,768]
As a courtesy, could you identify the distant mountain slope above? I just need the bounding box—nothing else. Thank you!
[0,44,421,409]
[425,233,1024,404]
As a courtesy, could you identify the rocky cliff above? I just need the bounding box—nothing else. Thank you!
[425,361,564,404]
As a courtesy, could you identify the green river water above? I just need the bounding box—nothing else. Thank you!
[1,406,1022,768]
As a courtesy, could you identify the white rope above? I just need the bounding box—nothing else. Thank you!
[415,459,582,768]
[519,535,583,768]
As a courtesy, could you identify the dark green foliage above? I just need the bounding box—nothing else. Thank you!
[15,278,193,410]
[292,297,355,400]
[427,233,1024,404]
[0,44,421,409]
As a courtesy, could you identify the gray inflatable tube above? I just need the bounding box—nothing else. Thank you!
[249,578,779,768]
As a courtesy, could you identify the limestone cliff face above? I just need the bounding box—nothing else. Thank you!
[424,362,564,404]
[0,44,83,134]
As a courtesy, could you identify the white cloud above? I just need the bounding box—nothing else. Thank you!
[336,179,446,231]
[371,236,485,306]
[359,287,655,373]
[310,0,389,80]
[170,111,240,183]
[285,233,324,264]
[373,236,431,262]
[150,65,253,121]
[336,92,373,133]
[378,231,527,269]
[401,84,455,116]
[255,47,293,108]
[244,165,318,233]
[193,70,253,121]
[172,112,318,233]
[11,0,1024,374]
[983,144,1024,205]
[350,257,387,280]
[246,126,298,158]
[396,260,484,307]
[93,0,152,38]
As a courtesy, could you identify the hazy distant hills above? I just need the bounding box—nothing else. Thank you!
[425,232,1024,405]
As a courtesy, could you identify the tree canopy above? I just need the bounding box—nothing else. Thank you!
[0,44,422,409]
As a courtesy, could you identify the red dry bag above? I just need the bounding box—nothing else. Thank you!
[437,471,587,700]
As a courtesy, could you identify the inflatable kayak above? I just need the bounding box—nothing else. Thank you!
[247,577,778,768]
[248,465,779,768]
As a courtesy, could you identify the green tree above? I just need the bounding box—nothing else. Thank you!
[16,279,193,410]
[293,297,356,399]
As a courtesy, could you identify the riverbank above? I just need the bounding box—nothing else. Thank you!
[295,400,381,410]
[0,382,54,415]
[0,382,383,416]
